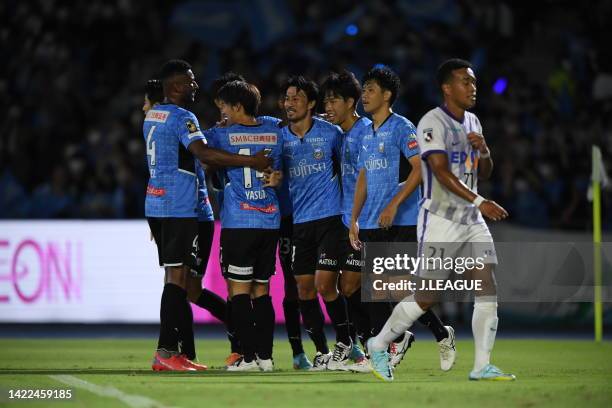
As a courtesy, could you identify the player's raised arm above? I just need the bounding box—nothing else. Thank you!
[426,152,507,221]
[188,140,271,171]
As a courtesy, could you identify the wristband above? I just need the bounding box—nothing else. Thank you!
[480,150,491,159]
[472,195,485,207]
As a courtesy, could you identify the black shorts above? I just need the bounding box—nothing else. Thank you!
[278,216,293,279]
[359,225,417,243]
[195,221,215,278]
[148,217,199,272]
[292,215,343,275]
[339,225,363,273]
[220,228,279,283]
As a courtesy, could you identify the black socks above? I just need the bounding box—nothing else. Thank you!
[299,299,329,354]
[418,308,448,342]
[283,298,304,356]
[324,295,351,345]
[158,283,186,352]
[253,295,275,360]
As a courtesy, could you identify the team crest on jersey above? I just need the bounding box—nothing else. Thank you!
[313,147,324,160]
[423,128,433,142]
[186,119,199,133]
[378,142,385,153]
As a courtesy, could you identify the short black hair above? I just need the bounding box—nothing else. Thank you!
[436,58,473,89]
[320,70,361,109]
[210,72,246,100]
[159,59,192,81]
[362,66,400,106]
[145,79,163,104]
[217,81,261,117]
[283,75,319,106]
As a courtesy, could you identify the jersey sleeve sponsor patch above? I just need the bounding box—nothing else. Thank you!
[423,128,434,142]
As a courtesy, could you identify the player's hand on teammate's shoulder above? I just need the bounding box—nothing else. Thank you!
[377,203,398,229]
[349,221,362,251]
[467,132,488,153]
[251,149,273,171]
[478,199,508,222]
[263,169,283,188]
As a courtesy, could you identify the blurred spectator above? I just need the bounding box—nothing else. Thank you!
[0,0,609,230]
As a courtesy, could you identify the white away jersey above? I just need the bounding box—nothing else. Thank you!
[416,106,485,225]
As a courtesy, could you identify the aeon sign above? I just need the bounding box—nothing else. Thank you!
[0,239,82,304]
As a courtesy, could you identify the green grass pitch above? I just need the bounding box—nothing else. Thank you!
[0,338,611,407]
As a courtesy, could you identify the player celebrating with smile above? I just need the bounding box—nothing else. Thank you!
[145,60,270,371]
[281,76,353,370]
[320,70,371,371]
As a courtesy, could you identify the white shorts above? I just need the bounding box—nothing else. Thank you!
[416,208,497,279]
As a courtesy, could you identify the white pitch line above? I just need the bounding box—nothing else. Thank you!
[49,374,174,408]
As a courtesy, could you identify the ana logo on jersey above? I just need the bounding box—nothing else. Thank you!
[423,128,433,142]
[313,147,324,160]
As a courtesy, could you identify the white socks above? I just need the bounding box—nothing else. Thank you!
[370,300,425,352]
[472,296,498,372]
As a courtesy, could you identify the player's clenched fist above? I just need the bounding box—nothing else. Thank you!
[467,132,488,153]
[478,200,508,221]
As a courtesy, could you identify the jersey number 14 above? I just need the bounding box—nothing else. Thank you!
[238,148,264,188]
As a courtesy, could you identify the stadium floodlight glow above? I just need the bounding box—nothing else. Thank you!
[345,24,358,36]
[493,77,508,94]
[373,63,387,69]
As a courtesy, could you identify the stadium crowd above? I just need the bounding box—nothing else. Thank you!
[1,0,610,230]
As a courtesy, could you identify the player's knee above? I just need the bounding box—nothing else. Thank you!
[165,266,187,289]
[340,274,361,296]
[297,285,316,300]
[315,280,337,299]
[186,284,202,303]
[251,282,269,298]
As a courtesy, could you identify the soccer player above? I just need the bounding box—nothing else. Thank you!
[207,71,248,367]
[277,176,314,369]
[281,76,353,370]
[367,59,515,382]
[349,66,456,369]
[320,70,371,371]
[145,60,271,371]
[143,78,229,365]
[208,80,282,372]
